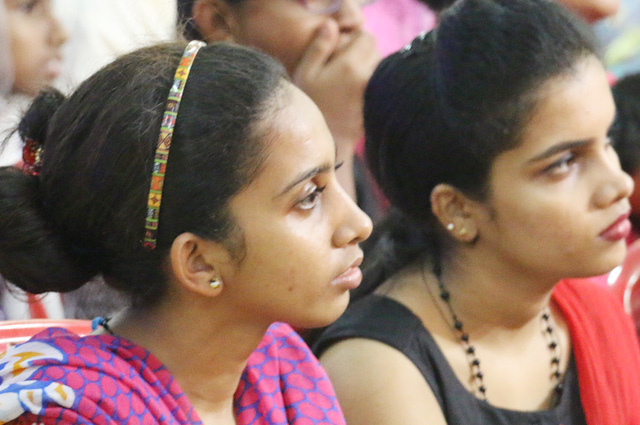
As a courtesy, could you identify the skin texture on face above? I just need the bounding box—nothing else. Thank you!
[224,0,365,75]
[6,0,66,96]
[215,84,372,328]
[473,56,633,283]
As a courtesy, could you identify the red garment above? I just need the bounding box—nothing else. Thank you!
[554,279,640,425]
[0,323,346,424]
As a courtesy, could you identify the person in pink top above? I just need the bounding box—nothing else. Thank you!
[362,0,436,57]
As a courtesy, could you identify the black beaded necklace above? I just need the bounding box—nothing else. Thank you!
[435,277,564,402]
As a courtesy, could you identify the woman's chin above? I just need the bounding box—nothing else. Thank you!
[289,293,351,331]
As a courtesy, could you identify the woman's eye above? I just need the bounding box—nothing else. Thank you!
[18,0,39,12]
[297,185,326,211]
[22,0,35,10]
[545,153,576,176]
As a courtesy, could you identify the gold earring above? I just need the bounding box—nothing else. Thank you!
[209,278,222,289]
[459,227,468,236]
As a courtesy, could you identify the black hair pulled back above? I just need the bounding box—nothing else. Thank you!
[0,42,288,306]
[357,0,600,298]
[417,0,457,12]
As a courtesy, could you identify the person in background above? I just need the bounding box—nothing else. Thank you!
[0,0,67,320]
[362,0,436,58]
[0,0,66,166]
[179,0,383,220]
[0,40,371,423]
[314,0,640,424]
[612,73,640,238]
[2,1,171,321]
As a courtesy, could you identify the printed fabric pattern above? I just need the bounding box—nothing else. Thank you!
[0,323,345,425]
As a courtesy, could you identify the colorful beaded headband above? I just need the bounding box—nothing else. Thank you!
[143,40,206,250]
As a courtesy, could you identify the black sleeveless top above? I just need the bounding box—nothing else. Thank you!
[313,295,587,425]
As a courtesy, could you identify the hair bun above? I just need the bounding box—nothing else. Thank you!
[0,167,97,293]
[18,88,66,146]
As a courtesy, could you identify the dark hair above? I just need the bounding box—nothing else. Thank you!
[611,73,640,175]
[416,0,457,12]
[0,42,288,306]
[357,0,599,297]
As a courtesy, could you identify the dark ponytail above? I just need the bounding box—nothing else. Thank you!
[0,90,99,293]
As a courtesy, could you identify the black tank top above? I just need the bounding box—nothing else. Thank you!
[313,295,587,425]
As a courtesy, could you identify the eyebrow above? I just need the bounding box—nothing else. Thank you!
[275,163,334,198]
[527,140,591,164]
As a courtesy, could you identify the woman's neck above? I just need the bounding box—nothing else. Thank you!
[106,300,271,422]
[382,254,559,338]
[384,257,571,410]
[436,250,559,329]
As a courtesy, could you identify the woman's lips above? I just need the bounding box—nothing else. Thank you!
[600,211,631,242]
[331,257,363,290]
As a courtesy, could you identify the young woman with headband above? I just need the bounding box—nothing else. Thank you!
[0,40,371,424]
[314,0,640,424]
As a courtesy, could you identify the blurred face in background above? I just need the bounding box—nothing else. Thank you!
[194,0,366,75]
[6,0,67,96]
[556,0,620,22]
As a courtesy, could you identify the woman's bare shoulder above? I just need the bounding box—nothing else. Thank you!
[319,337,446,425]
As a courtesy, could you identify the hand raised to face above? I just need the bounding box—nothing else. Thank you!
[292,20,381,151]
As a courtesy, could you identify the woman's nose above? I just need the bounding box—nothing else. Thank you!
[332,189,373,248]
[594,148,635,209]
[332,0,364,33]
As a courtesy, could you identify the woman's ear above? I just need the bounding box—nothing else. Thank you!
[192,0,238,42]
[430,184,480,243]
[170,232,231,296]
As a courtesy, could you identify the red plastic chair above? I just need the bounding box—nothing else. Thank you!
[0,319,92,351]
[609,239,640,338]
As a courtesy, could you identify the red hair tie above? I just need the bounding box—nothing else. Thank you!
[22,138,43,176]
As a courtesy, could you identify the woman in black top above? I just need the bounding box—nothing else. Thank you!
[313,0,640,424]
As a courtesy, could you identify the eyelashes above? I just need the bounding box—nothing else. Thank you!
[296,185,326,211]
[544,153,576,176]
